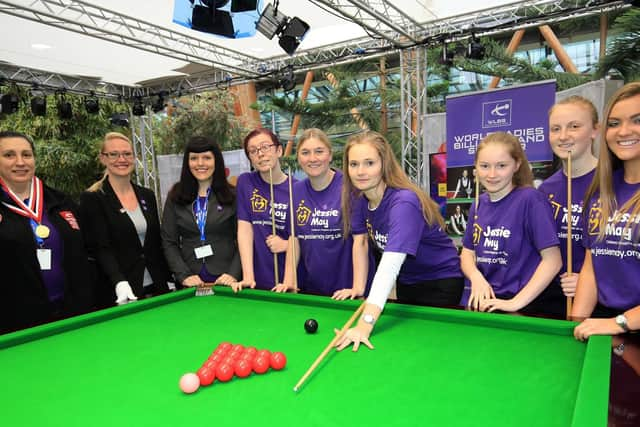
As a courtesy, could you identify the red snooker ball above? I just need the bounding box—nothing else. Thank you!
[270,352,287,370]
[253,356,270,374]
[243,346,258,358]
[197,367,216,386]
[256,349,271,360]
[217,342,233,352]
[216,363,234,382]
[234,359,252,378]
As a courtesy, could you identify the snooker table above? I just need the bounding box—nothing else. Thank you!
[0,287,611,427]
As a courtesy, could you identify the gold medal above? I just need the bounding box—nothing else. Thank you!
[35,224,50,239]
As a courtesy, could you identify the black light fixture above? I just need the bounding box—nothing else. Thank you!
[31,95,47,116]
[132,97,146,116]
[152,93,166,113]
[0,93,19,115]
[256,2,309,55]
[278,17,310,55]
[256,3,287,40]
[56,91,73,120]
[278,65,296,92]
[466,36,485,60]
[231,0,257,12]
[439,44,454,67]
[191,0,236,37]
[84,92,99,114]
[110,112,130,127]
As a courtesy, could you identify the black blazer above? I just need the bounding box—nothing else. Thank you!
[0,184,94,334]
[79,180,170,306]
[161,193,241,284]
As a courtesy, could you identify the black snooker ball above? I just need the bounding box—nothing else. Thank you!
[304,319,318,334]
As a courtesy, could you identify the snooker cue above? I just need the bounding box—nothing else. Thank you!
[474,173,479,221]
[566,151,573,319]
[288,169,299,292]
[293,302,366,392]
[269,167,279,287]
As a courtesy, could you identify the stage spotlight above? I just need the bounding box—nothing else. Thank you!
[438,44,454,67]
[31,95,47,116]
[152,94,166,113]
[466,37,485,60]
[278,17,309,55]
[132,97,146,116]
[84,94,99,114]
[56,94,73,120]
[110,112,130,127]
[278,66,296,92]
[231,0,257,12]
[0,93,19,114]
[256,3,287,40]
[192,3,235,37]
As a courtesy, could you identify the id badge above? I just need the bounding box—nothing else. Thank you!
[194,244,213,259]
[37,249,52,270]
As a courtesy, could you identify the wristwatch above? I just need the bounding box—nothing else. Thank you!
[615,314,630,332]
[362,314,376,325]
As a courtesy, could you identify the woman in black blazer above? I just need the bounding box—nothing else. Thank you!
[161,136,241,287]
[79,132,171,307]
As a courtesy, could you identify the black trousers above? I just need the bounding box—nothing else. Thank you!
[396,276,464,307]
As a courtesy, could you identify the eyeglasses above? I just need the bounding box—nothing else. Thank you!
[102,151,134,160]
[247,143,275,157]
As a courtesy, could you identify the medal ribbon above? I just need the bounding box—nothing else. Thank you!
[0,176,43,223]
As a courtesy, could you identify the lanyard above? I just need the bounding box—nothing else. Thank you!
[194,188,211,242]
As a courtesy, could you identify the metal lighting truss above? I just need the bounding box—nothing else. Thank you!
[0,0,633,185]
[400,46,427,189]
[0,0,259,77]
[129,109,161,197]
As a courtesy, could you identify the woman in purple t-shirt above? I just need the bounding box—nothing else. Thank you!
[334,131,463,352]
[460,132,562,313]
[235,129,294,291]
[274,128,372,298]
[573,82,640,340]
[536,96,599,317]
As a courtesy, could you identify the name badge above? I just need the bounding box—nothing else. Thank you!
[37,249,52,270]
[194,244,213,259]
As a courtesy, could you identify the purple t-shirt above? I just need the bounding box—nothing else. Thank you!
[236,171,296,289]
[293,170,373,295]
[538,169,595,275]
[462,187,560,300]
[583,169,640,311]
[352,187,461,283]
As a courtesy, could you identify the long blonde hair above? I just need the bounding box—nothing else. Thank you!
[341,131,445,235]
[87,132,133,193]
[584,82,640,242]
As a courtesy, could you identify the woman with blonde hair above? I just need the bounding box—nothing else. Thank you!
[80,132,170,307]
[460,132,561,314]
[335,131,462,351]
[537,95,599,317]
[573,82,640,340]
[275,128,373,298]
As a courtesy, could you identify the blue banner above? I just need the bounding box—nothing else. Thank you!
[445,81,556,167]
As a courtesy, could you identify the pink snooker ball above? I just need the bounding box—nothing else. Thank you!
[179,373,200,394]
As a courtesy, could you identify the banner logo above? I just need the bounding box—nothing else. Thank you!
[482,99,512,128]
